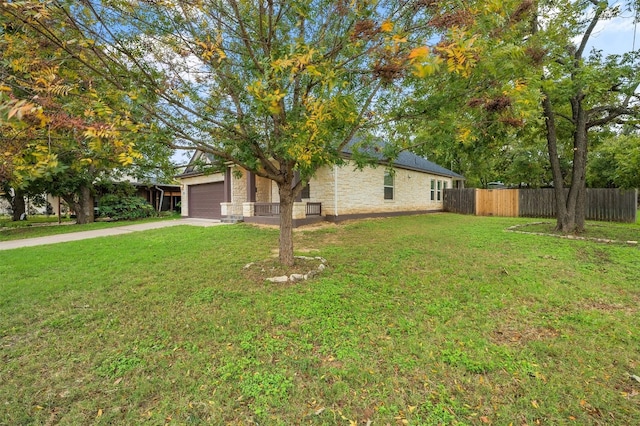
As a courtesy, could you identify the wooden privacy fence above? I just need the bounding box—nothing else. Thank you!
[444,188,638,223]
[476,189,519,217]
[442,188,475,214]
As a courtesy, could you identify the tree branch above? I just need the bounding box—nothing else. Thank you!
[575,2,605,61]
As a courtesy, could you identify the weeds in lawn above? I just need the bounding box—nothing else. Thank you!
[96,355,144,379]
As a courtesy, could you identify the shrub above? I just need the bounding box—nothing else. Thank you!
[98,194,156,221]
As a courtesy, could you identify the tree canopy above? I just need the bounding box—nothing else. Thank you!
[2,0,447,264]
[1,3,174,222]
[396,0,639,231]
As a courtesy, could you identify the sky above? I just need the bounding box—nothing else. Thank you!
[585,13,638,55]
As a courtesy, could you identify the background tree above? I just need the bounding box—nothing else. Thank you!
[1,4,173,223]
[534,0,640,232]
[400,0,638,232]
[4,0,439,265]
[588,131,640,189]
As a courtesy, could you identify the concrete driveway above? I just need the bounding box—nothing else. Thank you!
[0,218,226,251]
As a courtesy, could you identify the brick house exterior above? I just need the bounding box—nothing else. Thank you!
[178,149,464,225]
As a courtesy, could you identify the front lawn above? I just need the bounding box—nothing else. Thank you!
[1,214,639,424]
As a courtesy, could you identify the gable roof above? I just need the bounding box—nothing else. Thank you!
[178,151,220,177]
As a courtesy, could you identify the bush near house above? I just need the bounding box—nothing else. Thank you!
[97,194,156,221]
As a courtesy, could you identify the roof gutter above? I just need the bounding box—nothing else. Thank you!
[155,186,164,212]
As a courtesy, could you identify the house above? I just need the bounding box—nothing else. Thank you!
[177,147,464,226]
[130,181,182,213]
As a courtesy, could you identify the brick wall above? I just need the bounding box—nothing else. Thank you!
[181,162,454,218]
[230,166,247,207]
[256,176,271,202]
[309,162,450,215]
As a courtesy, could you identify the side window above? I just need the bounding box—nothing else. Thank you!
[430,179,435,201]
[301,183,310,199]
[384,172,394,200]
[437,180,442,201]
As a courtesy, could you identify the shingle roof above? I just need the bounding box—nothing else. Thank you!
[342,141,464,179]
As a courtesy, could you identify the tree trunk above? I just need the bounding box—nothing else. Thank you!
[11,189,26,221]
[63,186,95,224]
[542,90,589,234]
[278,181,295,266]
[569,94,588,233]
[542,92,572,231]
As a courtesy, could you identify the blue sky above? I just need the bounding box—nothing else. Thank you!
[585,12,638,55]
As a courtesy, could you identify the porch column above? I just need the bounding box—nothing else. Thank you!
[247,171,256,202]
[293,171,302,202]
[224,167,231,202]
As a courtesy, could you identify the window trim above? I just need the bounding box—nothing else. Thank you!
[301,183,310,199]
[384,172,394,200]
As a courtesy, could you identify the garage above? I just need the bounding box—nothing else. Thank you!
[188,182,224,219]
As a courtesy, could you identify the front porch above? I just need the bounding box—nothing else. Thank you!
[240,202,324,226]
[221,201,325,227]
[220,168,325,226]
[253,202,322,217]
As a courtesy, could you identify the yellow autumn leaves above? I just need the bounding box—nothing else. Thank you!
[195,35,226,63]
[247,81,285,115]
[10,145,60,186]
[409,29,479,78]
[285,97,347,167]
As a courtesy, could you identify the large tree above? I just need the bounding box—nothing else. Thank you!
[1,5,172,223]
[384,0,544,185]
[2,0,440,265]
[398,0,639,232]
[535,0,640,232]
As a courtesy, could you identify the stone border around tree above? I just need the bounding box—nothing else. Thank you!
[505,222,639,246]
[243,256,328,283]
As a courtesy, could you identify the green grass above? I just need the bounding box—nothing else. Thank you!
[0,215,73,228]
[0,214,180,242]
[1,214,639,425]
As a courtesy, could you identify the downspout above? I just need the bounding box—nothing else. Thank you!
[333,165,338,217]
[155,186,164,212]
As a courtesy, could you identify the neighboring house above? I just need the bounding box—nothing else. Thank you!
[130,181,182,213]
[45,181,182,217]
[178,147,464,226]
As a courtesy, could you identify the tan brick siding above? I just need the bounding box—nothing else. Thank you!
[308,162,450,215]
[181,161,454,218]
[256,176,271,202]
[230,167,246,207]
